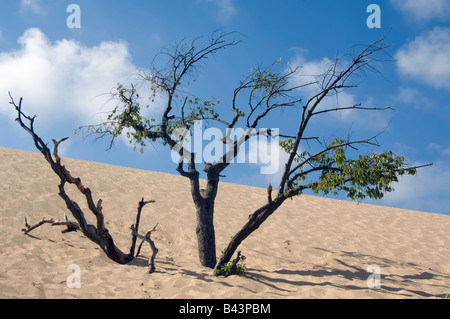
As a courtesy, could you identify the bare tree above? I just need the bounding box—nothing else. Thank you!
[10,94,159,272]
[82,32,430,271]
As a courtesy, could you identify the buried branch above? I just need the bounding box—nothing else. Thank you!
[10,93,159,270]
[20,194,159,270]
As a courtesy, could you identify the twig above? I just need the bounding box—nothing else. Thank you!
[22,215,80,235]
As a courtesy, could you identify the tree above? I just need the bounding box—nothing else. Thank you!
[9,94,159,273]
[83,31,430,270]
[85,31,245,268]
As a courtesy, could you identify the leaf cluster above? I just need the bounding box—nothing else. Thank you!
[284,138,418,201]
[185,96,221,124]
[214,260,247,277]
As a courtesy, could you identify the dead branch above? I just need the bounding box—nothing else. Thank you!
[267,184,273,204]
[10,93,158,268]
[22,215,80,235]
[131,223,159,273]
[129,198,156,258]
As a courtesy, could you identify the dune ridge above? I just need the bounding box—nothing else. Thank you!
[0,146,449,299]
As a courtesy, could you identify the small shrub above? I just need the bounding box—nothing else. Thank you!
[214,256,247,277]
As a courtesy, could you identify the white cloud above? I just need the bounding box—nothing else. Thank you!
[20,0,44,14]
[201,0,237,22]
[390,0,450,21]
[0,28,148,125]
[378,161,450,214]
[290,54,357,116]
[216,0,236,19]
[428,143,450,156]
[393,87,434,110]
[246,135,290,189]
[395,27,450,90]
[289,51,391,130]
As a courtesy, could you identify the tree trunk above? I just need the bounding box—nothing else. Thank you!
[195,197,217,268]
[187,165,219,269]
[214,195,285,273]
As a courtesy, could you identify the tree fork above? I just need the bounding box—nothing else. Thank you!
[131,223,159,273]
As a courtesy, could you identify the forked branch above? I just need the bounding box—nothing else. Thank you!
[10,93,158,269]
[132,223,159,273]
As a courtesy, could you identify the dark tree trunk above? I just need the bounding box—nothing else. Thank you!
[214,195,285,273]
[195,197,216,268]
[187,164,219,268]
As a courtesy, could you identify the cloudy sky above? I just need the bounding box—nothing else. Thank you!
[0,1,449,215]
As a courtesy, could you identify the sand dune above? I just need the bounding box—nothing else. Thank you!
[0,146,449,299]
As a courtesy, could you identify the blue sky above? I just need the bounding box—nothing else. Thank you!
[0,0,449,215]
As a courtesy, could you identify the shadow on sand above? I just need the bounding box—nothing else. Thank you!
[244,247,450,298]
[127,246,450,298]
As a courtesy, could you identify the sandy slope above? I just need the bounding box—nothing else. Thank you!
[0,146,449,299]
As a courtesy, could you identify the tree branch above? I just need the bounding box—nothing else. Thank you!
[311,104,394,117]
[287,137,380,179]
[277,39,392,196]
[131,223,159,273]
[128,198,156,258]
[22,215,80,235]
[10,94,158,267]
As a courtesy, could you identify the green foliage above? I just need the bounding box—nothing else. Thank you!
[165,256,175,263]
[249,60,287,102]
[186,96,221,124]
[214,260,247,277]
[79,77,223,153]
[283,138,418,201]
[279,138,295,155]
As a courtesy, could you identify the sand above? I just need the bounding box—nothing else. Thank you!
[0,146,449,299]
